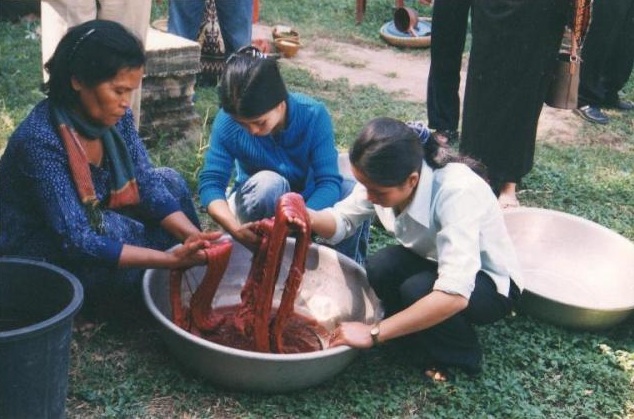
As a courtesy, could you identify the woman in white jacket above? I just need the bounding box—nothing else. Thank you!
[304,117,523,381]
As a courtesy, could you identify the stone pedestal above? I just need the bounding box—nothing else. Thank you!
[140,28,202,147]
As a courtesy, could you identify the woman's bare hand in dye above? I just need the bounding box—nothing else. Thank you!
[233,222,262,251]
[170,238,211,268]
[328,322,373,349]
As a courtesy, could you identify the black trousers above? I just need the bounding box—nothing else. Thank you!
[367,245,518,372]
[459,0,567,184]
[578,0,634,107]
[426,0,472,132]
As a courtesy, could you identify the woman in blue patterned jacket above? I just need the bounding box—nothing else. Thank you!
[0,20,219,321]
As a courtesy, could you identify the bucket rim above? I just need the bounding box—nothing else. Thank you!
[0,257,84,341]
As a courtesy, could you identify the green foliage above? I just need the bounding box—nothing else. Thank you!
[0,19,45,151]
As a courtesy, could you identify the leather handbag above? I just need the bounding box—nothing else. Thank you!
[545,0,593,109]
[545,30,580,109]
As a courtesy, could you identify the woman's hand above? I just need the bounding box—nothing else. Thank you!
[231,222,262,251]
[284,211,309,235]
[328,322,374,349]
[169,238,211,269]
[168,230,224,269]
[184,230,224,247]
[207,200,262,251]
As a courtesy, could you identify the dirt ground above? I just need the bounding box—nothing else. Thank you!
[254,24,582,144]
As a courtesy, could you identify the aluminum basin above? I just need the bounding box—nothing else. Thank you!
[143,238,382,393]
[504,207,634,330]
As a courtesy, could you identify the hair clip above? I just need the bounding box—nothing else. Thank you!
[406,120,431,144]
[227,45,268,63]
[69,28,96,61]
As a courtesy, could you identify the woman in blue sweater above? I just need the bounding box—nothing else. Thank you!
[198,46,368,263]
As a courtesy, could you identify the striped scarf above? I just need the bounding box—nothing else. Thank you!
[52,104,140,231]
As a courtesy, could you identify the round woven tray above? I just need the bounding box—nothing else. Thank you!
[380,18,432,48]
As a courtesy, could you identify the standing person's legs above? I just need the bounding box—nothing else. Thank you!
[462,0,566,206]
[98,0,152,129]
[168,0,206,41]
[497,182,519,209]
[426,0,471,137]
[97,0,151,43]
[41,0,97,81]
[578,0,623,108]
[603,0,634,107]
[215,0,253,56]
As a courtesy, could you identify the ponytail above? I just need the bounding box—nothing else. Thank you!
[351,117,488,186]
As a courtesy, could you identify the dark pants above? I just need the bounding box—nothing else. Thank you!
[578,0,634,107]
[426,0,472,132]
[367,245,518,372]
[459,0,567,184]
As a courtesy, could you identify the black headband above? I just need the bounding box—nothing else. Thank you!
[69,28,96,61]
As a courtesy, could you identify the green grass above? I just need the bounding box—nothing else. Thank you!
[2,1,634,417]
[0,18,46,153]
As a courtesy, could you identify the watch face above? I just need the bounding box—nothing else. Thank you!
[370,325,380,346]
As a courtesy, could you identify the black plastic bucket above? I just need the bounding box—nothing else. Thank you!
[0,257,83,419]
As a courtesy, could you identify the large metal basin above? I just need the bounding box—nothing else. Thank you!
[143,238,381,393]
[504,207,634,330]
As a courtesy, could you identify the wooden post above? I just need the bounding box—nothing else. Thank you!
[253,0,260,23]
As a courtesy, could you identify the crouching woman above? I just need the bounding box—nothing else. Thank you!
[0,20,219,321]
[304,117,523,380]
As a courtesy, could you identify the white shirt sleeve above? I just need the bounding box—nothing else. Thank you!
[319,183,375,245]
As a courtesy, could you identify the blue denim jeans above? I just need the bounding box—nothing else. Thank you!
[168,0,253,56]
[232,170,370,265]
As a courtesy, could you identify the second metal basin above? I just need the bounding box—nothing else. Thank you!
[504,207,634,330]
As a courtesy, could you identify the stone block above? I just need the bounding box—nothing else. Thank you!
[144,28,201,77]
[141,28,203,148]
[141,74,196,102]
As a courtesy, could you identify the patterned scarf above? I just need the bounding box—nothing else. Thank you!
[52,104,140,231]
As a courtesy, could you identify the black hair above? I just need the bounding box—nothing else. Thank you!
[350,117,488,186]
[218,47,288,118]
[43,19,145,107]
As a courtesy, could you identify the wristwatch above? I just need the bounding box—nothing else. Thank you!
[370,322,381,346]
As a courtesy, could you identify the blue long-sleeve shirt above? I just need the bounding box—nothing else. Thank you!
[0,100,181,267]
[198,93,343,210]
